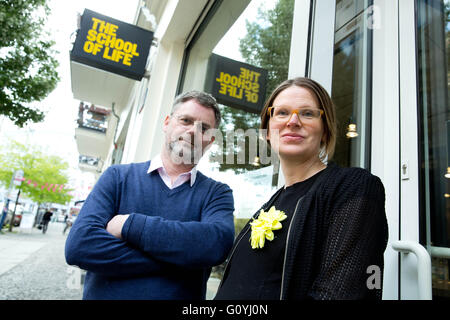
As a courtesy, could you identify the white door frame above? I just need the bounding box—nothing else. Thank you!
[371,0,402,300]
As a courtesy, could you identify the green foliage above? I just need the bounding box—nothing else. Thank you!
[209,104,263,174]
[239,0,294,99]
[0,0,60,127]
[0,140,73,205]
[209,0,293,174]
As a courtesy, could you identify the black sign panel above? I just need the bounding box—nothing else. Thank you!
[205,54,268,114]
[70,9,153,81]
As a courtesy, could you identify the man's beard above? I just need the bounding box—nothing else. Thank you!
[168,136,202,165]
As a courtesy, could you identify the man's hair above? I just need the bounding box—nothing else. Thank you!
[171,91,221,128]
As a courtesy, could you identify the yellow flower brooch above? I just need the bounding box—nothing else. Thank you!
[250,206,287,249]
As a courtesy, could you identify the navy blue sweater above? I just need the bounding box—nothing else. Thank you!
[65,161,235,300]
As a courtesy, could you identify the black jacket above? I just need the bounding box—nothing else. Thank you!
[219,163,388,300]
[42,211,53,221]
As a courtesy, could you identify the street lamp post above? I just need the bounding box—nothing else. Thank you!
[8,189,21,232]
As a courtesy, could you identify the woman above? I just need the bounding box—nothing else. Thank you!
[214,77,388,300]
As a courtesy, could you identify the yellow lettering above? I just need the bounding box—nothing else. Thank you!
[131,43,139,56]
[86,29,97,42]
[227,85,234,96]
[252,72,261,83]
[231,76,241,87]
[245,90,258,103]
[235,87,243,99]
[92,43,103,55]
[102,47,113,60]
[91,17,102,31]
[123,53,132,66]
[215,68,262,103]
[216,72,225,82]
[114,50,125,62]
[104,35,116,48]
[240,67,249,79]
[96,33,106,45]
[83,41,94,53]
[97,21,108,34]
[123,42,133,54]
[115,38,124,51]
[109,24,119,36]
[83,20,139,67]
[223,73,231,84]
[96,20,107,33]
[219,83,227,95]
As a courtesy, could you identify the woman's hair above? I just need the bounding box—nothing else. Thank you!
[260,77,337,161]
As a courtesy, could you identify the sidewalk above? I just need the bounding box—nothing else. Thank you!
[0,222,221,300]
[0,226,51,277]
[0,222,83,299]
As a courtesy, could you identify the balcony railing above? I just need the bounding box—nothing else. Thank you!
[77,102,110,133]
[79,155,100,167]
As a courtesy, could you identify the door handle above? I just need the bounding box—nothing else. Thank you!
[391,240,432,300]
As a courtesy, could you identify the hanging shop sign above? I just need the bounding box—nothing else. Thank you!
[70,9,153,81]
[205,54,268,114]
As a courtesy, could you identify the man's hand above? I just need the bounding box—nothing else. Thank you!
[106,214,130,239]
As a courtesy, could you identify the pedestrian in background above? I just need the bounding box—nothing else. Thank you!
[215,77,388,300]
[63,214,73,235]
[41,210,53,234]
[65,91,235,300]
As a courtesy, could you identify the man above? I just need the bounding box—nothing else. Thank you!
[41,210,53,234]
[65,91,235,300]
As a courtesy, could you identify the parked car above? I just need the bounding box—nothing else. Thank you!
[3,210,22,227]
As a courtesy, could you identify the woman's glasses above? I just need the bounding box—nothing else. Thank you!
[267,106,323,124]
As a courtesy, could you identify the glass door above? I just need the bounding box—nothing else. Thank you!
[303,0,448,299]
[417,0,450,300]
[331,0,373,169]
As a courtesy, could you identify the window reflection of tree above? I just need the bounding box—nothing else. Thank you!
[332,33,357,167]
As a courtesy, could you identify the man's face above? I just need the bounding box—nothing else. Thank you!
[163,99,216,165]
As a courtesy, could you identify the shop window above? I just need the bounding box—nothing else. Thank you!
[331,0,373,168]
[178,0,294,224]
[417,0,450,300]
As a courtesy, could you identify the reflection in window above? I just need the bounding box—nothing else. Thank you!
[331,0,372,168]
[179,0,293,221]
[417,0,450,299]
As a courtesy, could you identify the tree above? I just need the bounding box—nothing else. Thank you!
[239,0,294,100]
[0,140,73,207]
[0,0,60,127]
[209,0,293,174]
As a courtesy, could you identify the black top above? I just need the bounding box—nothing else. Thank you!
[42,211,53,221]
[215,170,324,300]
[215,163,388,300]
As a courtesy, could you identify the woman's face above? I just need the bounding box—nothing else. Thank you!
[267,85,325,162]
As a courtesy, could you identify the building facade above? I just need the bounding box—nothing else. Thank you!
[71,0,449,300]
